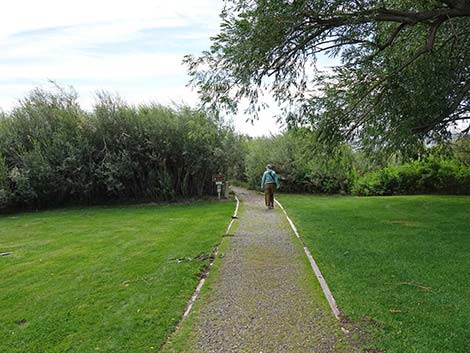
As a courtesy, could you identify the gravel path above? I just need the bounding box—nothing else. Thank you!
[188,188,353,352]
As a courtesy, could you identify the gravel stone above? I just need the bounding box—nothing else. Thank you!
[191,188,354,352]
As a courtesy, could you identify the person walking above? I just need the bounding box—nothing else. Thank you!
[261,164,280,209]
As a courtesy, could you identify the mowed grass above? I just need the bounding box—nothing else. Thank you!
[0,200,234,353]
[278,194,470,353]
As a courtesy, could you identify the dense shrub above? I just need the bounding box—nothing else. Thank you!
[0,87,242,211]
[242,129,470,196]
[453,136,470,166]
[0,154,10,208]
[352,158,470,195]
[244,130,357,193]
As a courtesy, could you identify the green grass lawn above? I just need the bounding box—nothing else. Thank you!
[278,194,470,353]
[0,200,234,353]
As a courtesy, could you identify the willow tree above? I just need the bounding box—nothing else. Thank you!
[185,0,470,154]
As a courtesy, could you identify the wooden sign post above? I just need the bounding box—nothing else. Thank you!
[213,174,225,200]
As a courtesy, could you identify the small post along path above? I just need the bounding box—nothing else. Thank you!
[165,187,356,352]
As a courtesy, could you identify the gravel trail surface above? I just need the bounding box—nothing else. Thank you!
[187,188,353,352]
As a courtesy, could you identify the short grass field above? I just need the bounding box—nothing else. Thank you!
[0,200,234,353]
[278,194,470,353]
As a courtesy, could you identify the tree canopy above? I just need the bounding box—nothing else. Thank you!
[185,0,470,154]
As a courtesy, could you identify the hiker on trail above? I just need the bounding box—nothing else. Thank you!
[261,164,280,209]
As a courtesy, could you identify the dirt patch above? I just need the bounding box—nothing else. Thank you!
[16,319,28,326]
[340,315,382,352]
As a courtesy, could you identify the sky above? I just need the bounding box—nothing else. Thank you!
[0,0,283,136]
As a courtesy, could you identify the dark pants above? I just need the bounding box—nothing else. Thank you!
[264,183,276,207]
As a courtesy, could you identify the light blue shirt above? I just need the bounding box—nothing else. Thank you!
[261,168,280,188]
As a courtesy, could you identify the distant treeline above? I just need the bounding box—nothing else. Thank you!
[242,130,470,195]
[1,87,469,212]
[0,87,244,211]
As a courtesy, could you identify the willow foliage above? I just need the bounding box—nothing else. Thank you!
[0,87,241,211]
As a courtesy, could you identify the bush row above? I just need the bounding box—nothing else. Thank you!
[243,130,357,194]
[242,130,470,195]
[0,87,241,211]
[352,158,470,196]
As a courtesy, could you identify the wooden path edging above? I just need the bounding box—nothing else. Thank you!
[275,199,349,333]
[181,195,240,319]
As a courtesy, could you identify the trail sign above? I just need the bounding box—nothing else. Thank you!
[213,174,225,200]
[213,174,225,182]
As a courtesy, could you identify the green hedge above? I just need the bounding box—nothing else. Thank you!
[352,158,470,195]
[244,130,356,194]
[0,87,241,211]
[242,131,470,196]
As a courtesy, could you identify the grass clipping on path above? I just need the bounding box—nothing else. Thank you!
[0,200,234,353]
[279,194,470,353]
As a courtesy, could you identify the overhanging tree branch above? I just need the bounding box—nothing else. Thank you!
[186,0,470,153]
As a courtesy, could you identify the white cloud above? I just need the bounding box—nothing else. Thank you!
[233,113,282,137]
[0,1,219,96]
[0,0,282,136]
[0,0,221,40]
[0,53,185,81]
